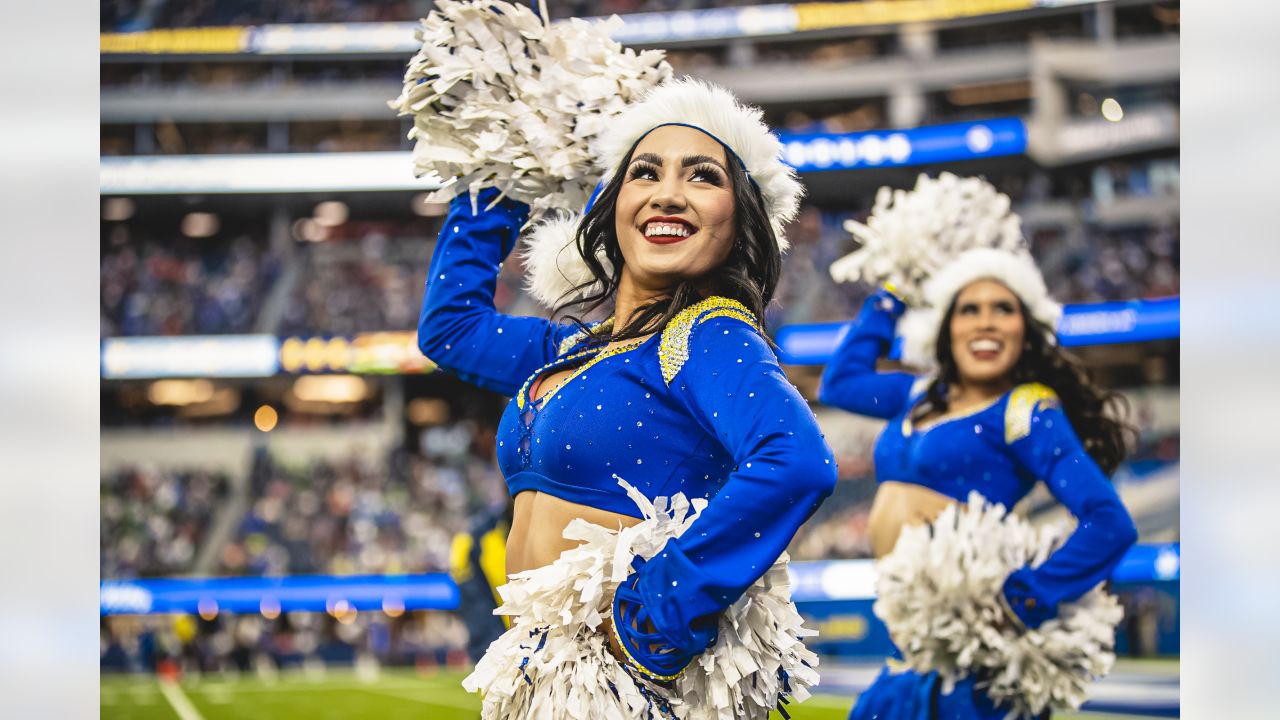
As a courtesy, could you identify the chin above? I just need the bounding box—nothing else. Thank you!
[959,365,1014,386]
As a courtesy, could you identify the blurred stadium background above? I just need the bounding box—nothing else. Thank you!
[99,1,1180,717]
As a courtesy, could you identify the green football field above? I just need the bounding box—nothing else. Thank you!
[101,667,1162,720]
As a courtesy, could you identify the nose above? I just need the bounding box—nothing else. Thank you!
[649,173,687,213]
[976,307,998,330]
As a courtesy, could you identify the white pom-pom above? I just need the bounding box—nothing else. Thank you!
[389,1,672,216]
[875,492,1124,718]
[828,172,1025,305]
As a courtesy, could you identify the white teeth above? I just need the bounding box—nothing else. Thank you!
[970,338,1002,353]
[644,223,692,238]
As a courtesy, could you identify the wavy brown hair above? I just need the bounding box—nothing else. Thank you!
[911,295,1135,475]
[550,135,781,341]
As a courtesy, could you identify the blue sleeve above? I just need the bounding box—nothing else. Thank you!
[1001,402,1139,628]
[417,189,574,396]
[617,315,837,668]
[818,291,918,419]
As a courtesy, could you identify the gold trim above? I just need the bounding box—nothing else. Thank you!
[607,613,690,681]
[557,317,615,357]
[658,297,760,385]
[515,339,648,411]
[1004,382,1059,444]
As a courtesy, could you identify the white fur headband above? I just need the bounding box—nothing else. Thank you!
[897,247,1063,368]
[522,78,804,307]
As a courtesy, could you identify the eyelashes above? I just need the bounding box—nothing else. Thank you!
[957,302,1019,315]
[691,164,726,186]
[627,162,658,181]
[625,162,725,186]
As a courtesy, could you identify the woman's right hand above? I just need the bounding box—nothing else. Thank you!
[868,287,907,318]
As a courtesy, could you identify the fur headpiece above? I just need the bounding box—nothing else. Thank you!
[827,172,1059,368]
[522,78,804,307]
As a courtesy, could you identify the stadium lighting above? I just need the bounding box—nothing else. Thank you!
[198,598,219,620]
[260,597,282,620]
[147,379,215,406]
[181,211,220,238]
[313,200,350,227]
[382,597,406,618]
[407,397,450,426]
[292,375,369,404]
[102,197,135,222]
[1101,97,1125,122]
[292,218,326,242]
[254,405,279,432]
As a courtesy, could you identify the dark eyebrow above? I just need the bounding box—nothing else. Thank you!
[629,153,729,174]
[681,154,729,173]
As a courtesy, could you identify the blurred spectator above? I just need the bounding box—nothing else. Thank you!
[1033,223,1180,304]
[100,225,280,337]
[141,0,415,30]
[280,219,538,336]
[280,231,426,336]
[101,466,231,578]
[219,441,505,576]
[101,608,470,674]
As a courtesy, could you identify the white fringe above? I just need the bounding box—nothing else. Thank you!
[463,480,819,719]
[389,1,672,216]
[520,210,612,307]
[874,492,1124,718]
[828,172,1024,305]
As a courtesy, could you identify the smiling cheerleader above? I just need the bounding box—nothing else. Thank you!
[823,175,1138,719]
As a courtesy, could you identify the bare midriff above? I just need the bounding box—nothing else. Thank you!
[507,490,643,576]
[504,355,647,577]
[867,481,958,558]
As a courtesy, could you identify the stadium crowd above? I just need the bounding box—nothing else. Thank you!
[101,466,232,578]
[218,441,505,576]
[100,226,280,337]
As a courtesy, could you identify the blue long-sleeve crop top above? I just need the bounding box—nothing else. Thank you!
[818,292,1138,628]
[419,190,838,665]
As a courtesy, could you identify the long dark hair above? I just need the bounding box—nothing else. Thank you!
[550,136,781,341]
[912,294,1135,474]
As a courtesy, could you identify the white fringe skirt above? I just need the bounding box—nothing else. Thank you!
[462,481,819,719]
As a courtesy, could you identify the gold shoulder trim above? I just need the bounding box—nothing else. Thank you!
[658,296,760,385]
[556,317,615,357]
[1004,382,1060,444]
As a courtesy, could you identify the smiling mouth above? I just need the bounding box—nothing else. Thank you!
[643,219,697,244]
[968,338,1004,359]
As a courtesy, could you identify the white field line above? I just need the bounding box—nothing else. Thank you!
[157,679,206,720]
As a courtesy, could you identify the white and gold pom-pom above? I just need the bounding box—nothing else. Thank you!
[874,492,1123,718]
[828,172,1024,305]
[463,479,819,719]
[389,0,672,216]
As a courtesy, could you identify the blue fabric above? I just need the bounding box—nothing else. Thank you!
[850,668,1043,720]
[818,289,1137,630]
[419,189,838,667]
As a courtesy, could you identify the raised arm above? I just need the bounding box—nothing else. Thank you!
[612,306,837,676]
[1000,385,1139,628]
[818,289,919,419]
[418,189,574,396]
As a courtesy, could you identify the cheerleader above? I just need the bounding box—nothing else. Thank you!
[822,178,1138,719]
[415,75,835,718]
